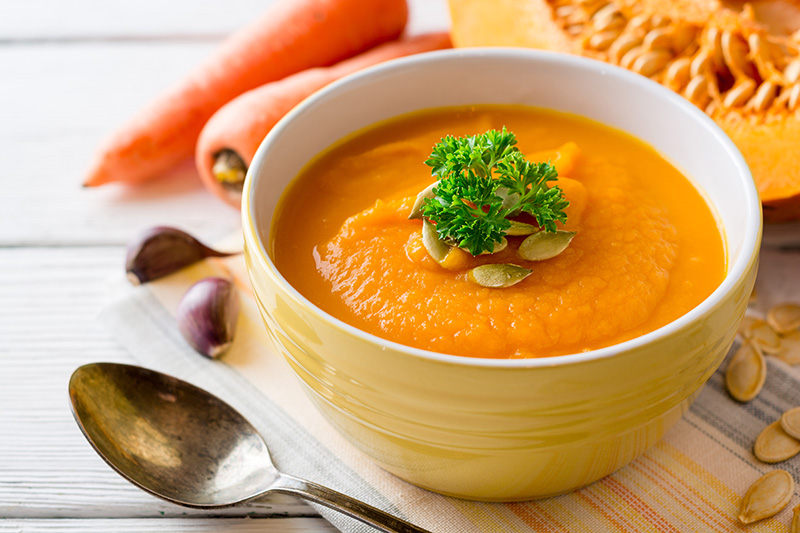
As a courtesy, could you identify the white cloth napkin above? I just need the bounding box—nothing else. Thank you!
[101,240,800,532]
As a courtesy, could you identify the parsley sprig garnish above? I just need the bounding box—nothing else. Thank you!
[421,128,569,256]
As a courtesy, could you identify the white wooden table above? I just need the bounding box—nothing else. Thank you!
[3,1,800,532]
[0,1,448,531]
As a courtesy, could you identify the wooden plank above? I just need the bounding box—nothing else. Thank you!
[0,518,338,531]
[0,248,315,519]
[0,0,449,40]
[0,43,241,246]
[0,0,449,247]
[0,0,271,41]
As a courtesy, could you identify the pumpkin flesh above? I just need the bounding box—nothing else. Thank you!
[449,0,800,221]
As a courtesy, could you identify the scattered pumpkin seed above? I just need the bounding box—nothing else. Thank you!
[725,341,766,402]
[749,287,758,304]
[775,330,800,365]
[738,470,794,524]
[518,230,576,261]
[468,263,532,288]
[505,221,539,236]
[781,407,800,441]
[767,303,800,335]
[747,318,783,354]
[421,218,451,265]
[737,315,759,339]
[792,503,800,533]
[408,181,438,220]
[754,421,800,463]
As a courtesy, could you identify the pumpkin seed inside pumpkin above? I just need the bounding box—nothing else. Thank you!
[468,263,532,288]
[518,230,576,261]
[738,470,794,524]
[754,420,800,463]
[725,341,766,402]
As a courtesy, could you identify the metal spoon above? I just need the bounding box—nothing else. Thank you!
[68,362,432,533]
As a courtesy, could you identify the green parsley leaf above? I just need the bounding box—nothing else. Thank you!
[421,128,569,256]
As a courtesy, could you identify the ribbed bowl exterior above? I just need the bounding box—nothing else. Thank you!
[243,229,756,500]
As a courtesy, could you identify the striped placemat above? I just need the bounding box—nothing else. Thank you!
[101,245,800,532]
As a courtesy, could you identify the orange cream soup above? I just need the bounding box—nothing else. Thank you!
[270,105,726,359]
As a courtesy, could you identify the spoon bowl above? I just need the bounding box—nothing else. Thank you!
[69,362,430,533]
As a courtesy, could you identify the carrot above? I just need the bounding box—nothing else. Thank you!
[195,32,452,208]
[83,0,408,188]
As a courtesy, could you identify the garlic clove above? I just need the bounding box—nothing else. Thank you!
[177,277,240,359]
[125,226,236,285]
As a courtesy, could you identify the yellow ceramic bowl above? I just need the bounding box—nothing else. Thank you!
[242,49,762,501]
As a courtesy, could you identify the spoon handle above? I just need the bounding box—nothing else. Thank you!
[271,472,434,533]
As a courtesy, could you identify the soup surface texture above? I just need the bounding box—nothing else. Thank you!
[270,106,725,359]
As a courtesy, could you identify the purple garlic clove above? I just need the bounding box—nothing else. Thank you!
[125,226,237,285]
[177,277,240,358]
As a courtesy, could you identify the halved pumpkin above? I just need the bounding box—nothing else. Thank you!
[449,0,800,221]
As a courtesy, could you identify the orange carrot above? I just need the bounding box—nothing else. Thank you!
[195,32,452,208]
[83,0,408,188]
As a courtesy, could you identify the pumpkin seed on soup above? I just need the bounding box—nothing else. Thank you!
[505,220,539,236]
[408,181,438,220]
[270,105,726,359]
[421,218,451,265]
[468,264,532,288]
[496,187,521,212]
[476,237,507,255]
[518,230,576,261]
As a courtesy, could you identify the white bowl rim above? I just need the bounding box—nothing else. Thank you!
[244,47,762,369]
